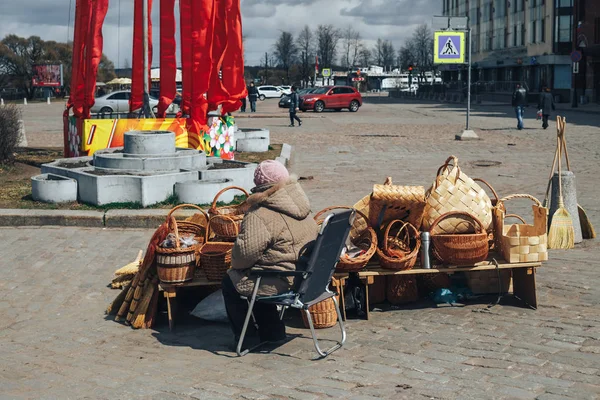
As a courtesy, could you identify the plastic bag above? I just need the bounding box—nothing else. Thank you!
[190,290,229,323]
[536,109,543,120]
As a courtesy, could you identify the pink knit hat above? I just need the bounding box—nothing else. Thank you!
[254,160,289,186]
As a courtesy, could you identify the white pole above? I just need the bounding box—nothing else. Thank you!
[47,97,51,105]
[0,98,4,106]
[466,27,472,130]
[24,98,27,105]
[142,0,154,118]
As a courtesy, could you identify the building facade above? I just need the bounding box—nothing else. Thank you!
[441,0,591,102]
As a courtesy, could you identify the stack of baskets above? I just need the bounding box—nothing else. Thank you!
[208,186,250,240]
[156,205,208,283]
[314,206,377,272]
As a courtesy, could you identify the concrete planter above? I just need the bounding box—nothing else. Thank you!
[236,137,269,153]
[31,174,78,203]
[200,162,257,192]
[175,179,235,205]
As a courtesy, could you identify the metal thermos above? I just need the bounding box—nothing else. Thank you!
[420,231,431,269]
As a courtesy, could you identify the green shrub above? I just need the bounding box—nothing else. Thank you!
[0,105,21,163]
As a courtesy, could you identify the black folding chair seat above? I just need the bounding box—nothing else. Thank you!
[236,209,354,358]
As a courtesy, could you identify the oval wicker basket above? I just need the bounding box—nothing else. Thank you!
[156,216,202,283]
[429,211,489,265]
[314,206,377,272]
[376,220,420,271]
[301,297,338,329]
[199,218,235,281]
[167,204,209,245]
[208,186,250,238]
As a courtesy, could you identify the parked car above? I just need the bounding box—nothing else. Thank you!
[278,85,292,95]
[256,85,283,100]
[300,86,362,113]
[279,88,317,108]
[92,91,160,114]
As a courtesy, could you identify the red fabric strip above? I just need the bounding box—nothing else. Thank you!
[189,0,215,126]
[179,0,192,116]
[68,0,92,118]
[220,0,247,114]
[83,0,109,118]
[157,0,176,117]
[130,0,153,113]
[206,0,228,112]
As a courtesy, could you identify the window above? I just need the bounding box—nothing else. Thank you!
[521,24,526,46]
[505,28,510,48]
[513,25,518,46]
[108,92,128,100]
[557,0,572,6]
[541,18,546,42]
[553,65,571,89]
[556,15,572,42]
[532,21,537,43]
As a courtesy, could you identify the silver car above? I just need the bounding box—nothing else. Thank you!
[91,91,159,113]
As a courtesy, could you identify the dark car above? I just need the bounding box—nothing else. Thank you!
[300,86,362,112]
[278,88,316,108]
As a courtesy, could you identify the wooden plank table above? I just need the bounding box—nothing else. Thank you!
[159,274,221,331]
[333,257,542,321]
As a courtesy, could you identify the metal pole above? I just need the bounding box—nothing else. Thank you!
[466,27,472,130]
[571,0,578,108]
[142,0,154,117]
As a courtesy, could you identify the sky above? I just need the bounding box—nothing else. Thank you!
[0,0,440,68]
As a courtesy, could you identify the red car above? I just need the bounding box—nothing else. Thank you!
[300,86,362,113]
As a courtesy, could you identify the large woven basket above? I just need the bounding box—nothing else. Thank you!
[386,275,419,305]
[208,186,250,238]
[423,156,493,234]
[376,220,420,271]
[369,177,426,230]
[199,219,235,281]
[430,211,489,265]
[467,269,512,294]
[314,206,377,272]
[301,297,338,329]
[493,194,548,264]
[168,204,208,245]
[156,216,202,283]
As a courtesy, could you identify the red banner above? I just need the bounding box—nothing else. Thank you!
[179,0,192,116]
[130,0,153,113]
[189,0,215,127]
[157,0,176,117]
[206,0,228,112]
[83,0,109,118]
[220,0,247,114]
[67,0,92,118]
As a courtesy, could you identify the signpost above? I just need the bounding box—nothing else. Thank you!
[433,18,475,140]
[322,68,331,77]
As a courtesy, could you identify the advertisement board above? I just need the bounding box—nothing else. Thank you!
[32,64,63,87]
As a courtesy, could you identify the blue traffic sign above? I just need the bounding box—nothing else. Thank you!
[570,50,582,63]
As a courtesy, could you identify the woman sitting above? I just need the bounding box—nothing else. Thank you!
[222,160,318,345]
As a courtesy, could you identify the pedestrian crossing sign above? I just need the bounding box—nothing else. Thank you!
[434,31,465,64]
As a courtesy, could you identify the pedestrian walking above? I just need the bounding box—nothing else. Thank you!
[247,82,258,112]
[512,83,528,130]
[240,95,246,112]
[537,86,555,130]
[288,86,302,127]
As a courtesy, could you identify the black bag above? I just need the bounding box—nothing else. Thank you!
[343,272,367,319]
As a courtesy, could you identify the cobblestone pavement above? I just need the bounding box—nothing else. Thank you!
[3,99,600,399]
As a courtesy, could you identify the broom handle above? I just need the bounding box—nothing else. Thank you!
[560,117,572,172]
[557,126,564,201]
[544,119,561,203]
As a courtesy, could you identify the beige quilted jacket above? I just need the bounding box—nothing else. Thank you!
[228,179,318,296]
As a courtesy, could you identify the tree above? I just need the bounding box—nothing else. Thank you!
[340,26,361,71]
[397,44,415,70]
[296,25,314,87]
[316,24,340,70]
[381,40,396,71]
[273,31,297,83]
[372,38,384,66]
[358,47,371,67]
[408,24,434,81]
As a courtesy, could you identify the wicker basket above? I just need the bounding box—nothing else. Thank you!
[430,211,489,265]
[376,220,420,271]
[156,217,202,283]
[199,219,234,281]
[208,186,250,238]
[167,204,208,245]
[423,156,493,234]
[386,275,419,305]
[369,276,387,305]
[369,177,426,230]
[301,297,338,329]
[493,194,549,264]
[467,269,512,294]
[314,206,377,272]
[419,273,452,293]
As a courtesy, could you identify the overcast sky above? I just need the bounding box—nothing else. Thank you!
[0,0,439,68]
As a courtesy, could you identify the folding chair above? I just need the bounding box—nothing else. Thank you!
[236,209,354,358]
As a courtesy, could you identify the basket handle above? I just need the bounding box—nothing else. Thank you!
[205,214,239,242]
[314,206,368,227]
[473,178,499,204]
[382,220,417,254]
[497,194,542,207]
[429,211,485,234]
[433,155,461,189]
[210,186,250,211]
[505,214,526,224]
[167,203,209,221]
[167,216,182,250]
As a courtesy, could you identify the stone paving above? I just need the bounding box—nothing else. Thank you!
[2,98,600,399]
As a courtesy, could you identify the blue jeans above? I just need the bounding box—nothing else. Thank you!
[515,106,524,129]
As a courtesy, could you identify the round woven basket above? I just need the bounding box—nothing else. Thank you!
[199,218,235,281]
[376,220,420,271]
[208,186,250,238]
[301,297,338,329]
[314,206,377,272]
[156,216,202,283]
[386,275,419,305]
[429,211,489,265]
